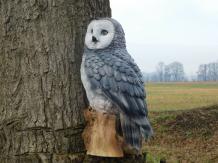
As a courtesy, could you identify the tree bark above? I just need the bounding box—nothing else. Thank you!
[0,0,146,162]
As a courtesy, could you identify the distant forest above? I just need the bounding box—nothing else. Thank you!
[143,60,218,82]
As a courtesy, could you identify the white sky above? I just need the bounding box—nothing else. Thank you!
[110,0,218,75]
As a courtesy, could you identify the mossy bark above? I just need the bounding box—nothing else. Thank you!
[0,0,146,162]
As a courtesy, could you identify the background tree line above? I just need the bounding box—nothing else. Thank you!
[143,60,218,82]
[197,62,218,81]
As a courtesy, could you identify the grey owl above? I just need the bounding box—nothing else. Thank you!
[81,18,153,151]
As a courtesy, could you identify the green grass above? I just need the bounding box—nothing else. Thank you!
[146,153,165,163]
[146,82,218,111]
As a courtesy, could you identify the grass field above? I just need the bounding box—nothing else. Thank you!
[143,82,218,163]
[146,82,218,111]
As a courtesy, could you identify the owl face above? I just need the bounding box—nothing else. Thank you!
[85,20,115,49]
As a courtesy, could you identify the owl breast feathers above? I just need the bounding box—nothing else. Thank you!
[81,18,153,151]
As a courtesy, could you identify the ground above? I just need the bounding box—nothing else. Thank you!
[144,82,218,163]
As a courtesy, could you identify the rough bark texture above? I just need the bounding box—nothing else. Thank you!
[0,0,146,162]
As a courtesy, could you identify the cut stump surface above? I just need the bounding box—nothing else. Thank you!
[82,109,124,157]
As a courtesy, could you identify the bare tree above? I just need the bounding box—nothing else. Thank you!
[216,61,218,81]
[156,62,165,82]
[168,62,185,82]
[164,65,171,82]
[197,61,218,81]
[143,61,186,82]
[207,62,218,81]
[197,64,208,81]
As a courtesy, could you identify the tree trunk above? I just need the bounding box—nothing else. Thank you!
[0,0,146,162]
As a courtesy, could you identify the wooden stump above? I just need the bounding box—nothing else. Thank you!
[82,108,124,157]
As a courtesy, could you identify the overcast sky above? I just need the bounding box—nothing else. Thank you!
[110,0,218,75]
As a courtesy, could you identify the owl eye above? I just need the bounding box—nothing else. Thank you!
[101,29,108,35]
[91,29,93,33]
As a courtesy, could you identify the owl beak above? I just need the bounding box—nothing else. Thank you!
[92,36,98,43]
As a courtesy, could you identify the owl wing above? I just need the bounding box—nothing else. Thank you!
[84,50,147,117]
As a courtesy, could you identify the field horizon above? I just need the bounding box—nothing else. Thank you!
[146,81,218,112]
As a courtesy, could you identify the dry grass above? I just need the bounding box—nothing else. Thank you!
[144,82,218,163]
[144,106,218,163]
[146,82,218,111]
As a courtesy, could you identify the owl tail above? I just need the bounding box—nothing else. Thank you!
[119,114,153,152]
[120,114,142,151]
[139,116,154,139]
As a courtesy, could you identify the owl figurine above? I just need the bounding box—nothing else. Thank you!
[81,18,153,152]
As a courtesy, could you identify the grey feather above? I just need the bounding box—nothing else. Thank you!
[114,70,122,81]
[100,76,110,90]
[94,73,101,81]
[98,68,106,76]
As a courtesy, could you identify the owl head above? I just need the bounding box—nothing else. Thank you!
[85,18,126,50]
